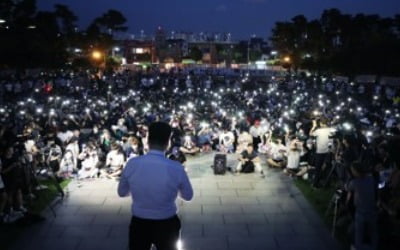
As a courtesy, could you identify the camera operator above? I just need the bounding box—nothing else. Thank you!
[334,134,361,186]
[1,145,27,222]
[0,158,8,222]
[346,161,378,250]
[310,117,334,188]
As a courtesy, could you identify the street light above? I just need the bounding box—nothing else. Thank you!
[283,56,291,63]
[92,50,102,60]
[0,19,5,24]
[92,50,106,69]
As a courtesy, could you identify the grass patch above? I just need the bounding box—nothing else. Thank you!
[29,178,71,213]
[0,179,70,250]
[294,179,350,249]
[294,179,336,221]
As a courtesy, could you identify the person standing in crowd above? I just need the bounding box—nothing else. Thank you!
[0,158,8,222]
[118,122,193,250]
[347,162,378,250]
[310,117,334,188]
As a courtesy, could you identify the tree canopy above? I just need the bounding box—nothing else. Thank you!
[270,8,400,76]
[0,0,127,69]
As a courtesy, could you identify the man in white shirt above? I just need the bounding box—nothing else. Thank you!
[118,122,193,250]
[310,117,334,188]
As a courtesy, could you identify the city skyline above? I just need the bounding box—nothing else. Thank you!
[37,0,400,40]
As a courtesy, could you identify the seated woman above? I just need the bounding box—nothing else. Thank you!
[101,143,125,179]
[180,134,200,155]
[266,137,287,168]
[258,130,272,155]
[125,136,144,160]
[235,144,265,177]
[197,125,213,153]
[77,142,99,179]
[219,128,235,153]
[284,135,305,176]
[236,129,253,154]
[59,149,75,178]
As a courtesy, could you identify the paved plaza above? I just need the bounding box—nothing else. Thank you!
[10,153,340,250]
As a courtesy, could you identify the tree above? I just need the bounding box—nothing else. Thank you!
[54,4,77,35]
[189,47,203,62]
[270,8,400,76]
[93,9,127,35]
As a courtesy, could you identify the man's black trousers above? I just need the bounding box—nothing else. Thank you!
[129,215,181,250]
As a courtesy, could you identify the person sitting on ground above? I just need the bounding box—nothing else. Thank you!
[219,127,235,153]
[59,149,74,178]
[236,129,253,154]
[284,134,305,176]
[125,136,144,160]
[197,125,212,153]
[235,144,265,177]
[267,137,287,168]
[258,129,272,155]
[77,142,99,179]
[180,133,200,155]
[102,143,125,179]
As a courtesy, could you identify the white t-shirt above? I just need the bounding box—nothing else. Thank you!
[311,127,333,154]
[57,131,74,144]
[270,143,286,161]
[219,131,235,147]
[249,126,264,138]
[106,150,125,169]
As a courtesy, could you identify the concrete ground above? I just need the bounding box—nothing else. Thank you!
[10,152,340,250]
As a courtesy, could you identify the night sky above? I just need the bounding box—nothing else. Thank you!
[37,0,400,39]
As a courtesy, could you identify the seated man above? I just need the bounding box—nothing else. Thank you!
[236,144,265,178]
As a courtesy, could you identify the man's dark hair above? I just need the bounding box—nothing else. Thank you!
[148,122,172,148]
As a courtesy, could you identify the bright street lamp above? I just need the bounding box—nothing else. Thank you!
[92,50,102,60]
[283,56,291,63]
[0,19,6,24]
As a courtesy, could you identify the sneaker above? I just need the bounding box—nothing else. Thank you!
[16,206,28,213]
[36,184,48,191]
[3,213,23,223]
[27,193,36,200]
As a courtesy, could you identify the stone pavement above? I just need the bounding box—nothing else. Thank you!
[10,153,340,250]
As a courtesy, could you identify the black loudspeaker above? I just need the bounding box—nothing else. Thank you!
[213,154,227,175]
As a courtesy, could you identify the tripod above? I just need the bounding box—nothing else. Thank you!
[325,189,344,237]
[30,160,65,218]
[322,160,345,188]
